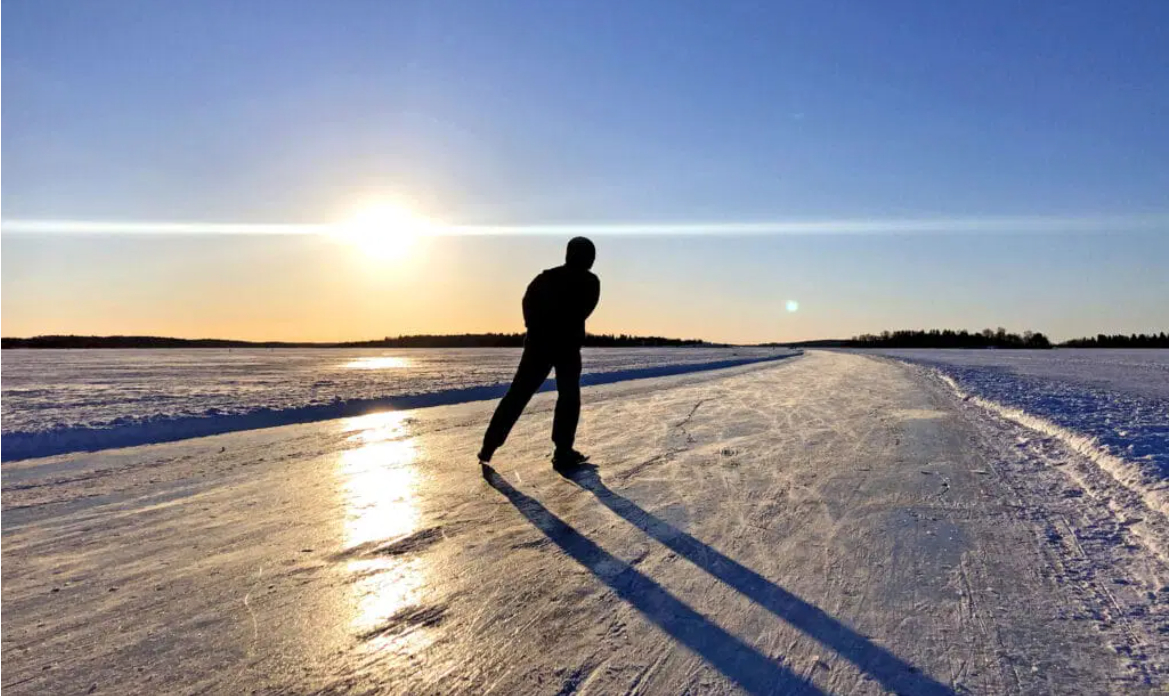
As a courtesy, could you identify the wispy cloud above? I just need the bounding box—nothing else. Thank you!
[3,214,1167,237]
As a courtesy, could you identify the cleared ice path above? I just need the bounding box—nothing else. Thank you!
[3,352,1167,694]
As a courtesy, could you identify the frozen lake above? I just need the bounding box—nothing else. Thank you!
[872,348,1169,399]
[1,347,793,460]
[871,348,1169,487]
[5,351,1166,693]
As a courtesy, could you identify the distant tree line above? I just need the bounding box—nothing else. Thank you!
[1060,333,1169,348]
[758,339,849,348]
[848,328,1053,349]
[344,333,525,348]
[1,333,719,349]
[586,333,716,347]
[9,330,1163,351]
[346,333,714,348]
[1,335,274,349]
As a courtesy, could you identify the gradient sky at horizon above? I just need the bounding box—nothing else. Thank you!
[3,0,1168,343]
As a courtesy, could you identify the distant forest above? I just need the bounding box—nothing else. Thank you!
[0,333,717,349]
[1060,333,1169,348]
[343,333,717,348]
[842,329,1169,349]
[848,328,1053,349]
[5,330,1165,350]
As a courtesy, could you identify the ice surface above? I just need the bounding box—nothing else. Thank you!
[1,347,795,461]
[4,352,1165,694]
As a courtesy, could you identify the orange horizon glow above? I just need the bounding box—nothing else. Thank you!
[4,215,1164,344]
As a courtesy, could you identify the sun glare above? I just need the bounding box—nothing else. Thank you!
[333,201,435,260]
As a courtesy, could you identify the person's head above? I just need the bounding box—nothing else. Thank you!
[565,236,596,270]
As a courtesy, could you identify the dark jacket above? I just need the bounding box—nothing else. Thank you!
[522,265,600,347]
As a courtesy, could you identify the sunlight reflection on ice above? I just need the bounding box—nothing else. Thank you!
[343,356,411,370]
[340,439,418,546]
[336,411,431,650]
[342,409,414,445]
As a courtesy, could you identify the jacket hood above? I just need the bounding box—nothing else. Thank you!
[565,237,596,270]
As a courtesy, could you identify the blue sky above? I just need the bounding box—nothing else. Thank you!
[3,1,1168,342]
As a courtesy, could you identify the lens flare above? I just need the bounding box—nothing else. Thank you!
[7,214,1169,237]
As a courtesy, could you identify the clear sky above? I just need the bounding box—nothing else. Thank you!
[3,0,1168,343]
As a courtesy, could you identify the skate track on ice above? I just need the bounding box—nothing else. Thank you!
[3,351,1167,694]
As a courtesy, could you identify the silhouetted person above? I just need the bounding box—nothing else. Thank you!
[479,237,600,470]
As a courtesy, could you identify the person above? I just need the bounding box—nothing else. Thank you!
[479,237,600,471]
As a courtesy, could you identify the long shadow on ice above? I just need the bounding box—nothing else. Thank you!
[482,465,824,696]
[566,465,955,696]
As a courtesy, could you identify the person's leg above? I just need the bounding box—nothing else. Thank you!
[551,348,583,452]
[480,344,553,459]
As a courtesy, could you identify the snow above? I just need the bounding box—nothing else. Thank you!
[1,347,795,461]
[871,349,1169,528]
[4,351,1167,694]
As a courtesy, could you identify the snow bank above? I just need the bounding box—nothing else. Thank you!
[879,353,1169,524]
[933,372,1169,520]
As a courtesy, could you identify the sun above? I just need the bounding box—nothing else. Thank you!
[333,201,435,260]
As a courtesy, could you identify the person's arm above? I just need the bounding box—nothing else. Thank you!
[522,275,540,329]
[582,274,600,320]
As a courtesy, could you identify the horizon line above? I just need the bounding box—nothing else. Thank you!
[5,328,1164,347]
[0,332,744,344]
